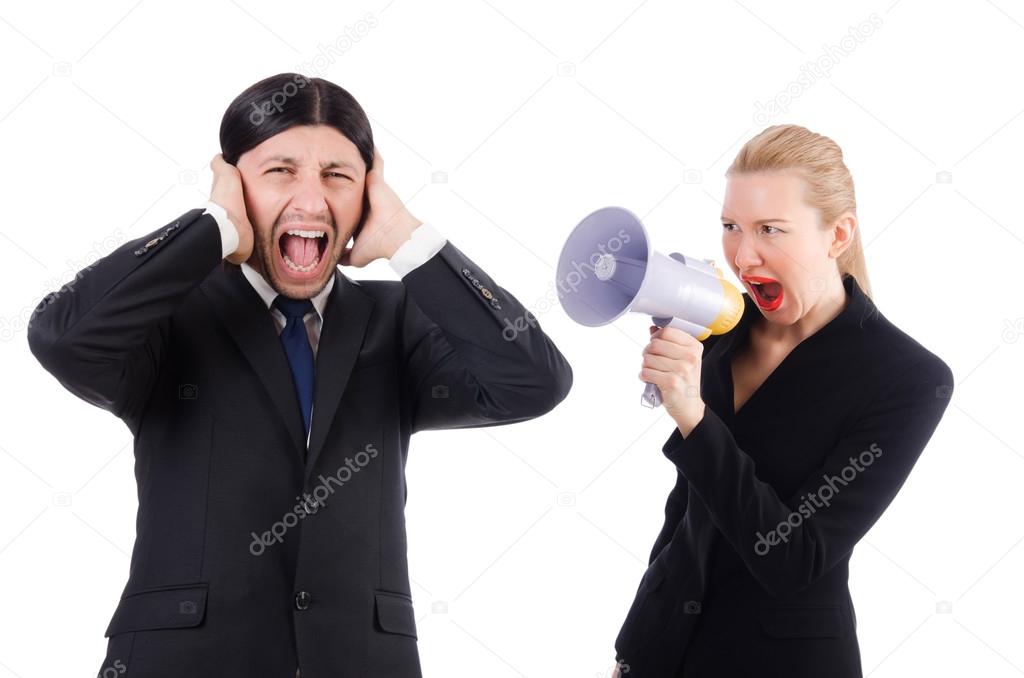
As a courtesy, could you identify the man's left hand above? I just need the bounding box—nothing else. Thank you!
[341,147,422,267]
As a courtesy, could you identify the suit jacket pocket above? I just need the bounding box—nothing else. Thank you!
[104,582,209,637]
[373,590,418,639]
[758,603,843,639]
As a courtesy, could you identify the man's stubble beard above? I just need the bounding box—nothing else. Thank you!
[250,221,348,300]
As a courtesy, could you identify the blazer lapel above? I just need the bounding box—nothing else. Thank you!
[699,273,874,422]
[200,263,307,459]
[201,263,376,478]
[304,271,374,484]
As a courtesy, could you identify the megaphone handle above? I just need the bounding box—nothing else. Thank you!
[641,382,663,408]
[641,315,676,408]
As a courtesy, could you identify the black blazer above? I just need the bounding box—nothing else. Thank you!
[614,273,953,678]
[27,208,572,678]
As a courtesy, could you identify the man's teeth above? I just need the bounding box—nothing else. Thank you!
[283,253,320,272]
[286,229,325,239]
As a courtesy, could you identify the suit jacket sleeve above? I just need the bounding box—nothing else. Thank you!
[398,240,573,433]
[660,355,954,597]
[26,208,223,434]
[645,331,727,566]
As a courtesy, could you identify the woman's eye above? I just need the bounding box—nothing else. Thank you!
[722,223,781,234]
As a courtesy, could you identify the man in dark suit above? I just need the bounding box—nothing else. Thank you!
[27,73,572,678]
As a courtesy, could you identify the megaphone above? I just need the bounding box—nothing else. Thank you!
[556,206,744,408]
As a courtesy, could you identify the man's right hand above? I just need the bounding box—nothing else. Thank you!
[210,153,254,265]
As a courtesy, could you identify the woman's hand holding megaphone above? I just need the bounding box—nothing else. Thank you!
[640,324,707,438]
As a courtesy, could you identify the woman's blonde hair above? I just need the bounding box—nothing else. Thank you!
[726,124,872,299]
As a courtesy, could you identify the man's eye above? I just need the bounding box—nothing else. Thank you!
[268,167,290,174]
[325,172,352,180]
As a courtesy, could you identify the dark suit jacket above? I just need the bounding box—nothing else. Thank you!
[614,273,953,678]
[27,208,572,678]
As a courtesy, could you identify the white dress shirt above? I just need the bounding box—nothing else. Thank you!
[200,200,447,446]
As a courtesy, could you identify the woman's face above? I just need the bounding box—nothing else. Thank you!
[720,171,853,329]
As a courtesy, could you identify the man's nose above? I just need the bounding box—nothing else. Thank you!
[289,173,330,216]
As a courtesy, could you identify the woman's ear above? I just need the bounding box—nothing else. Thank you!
[828,212,857,259]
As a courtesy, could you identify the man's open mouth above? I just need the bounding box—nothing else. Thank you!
[277,228,329,274]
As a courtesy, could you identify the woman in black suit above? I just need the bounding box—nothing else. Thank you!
[611,125,954,677]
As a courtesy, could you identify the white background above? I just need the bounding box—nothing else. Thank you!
[2,1,1022,676]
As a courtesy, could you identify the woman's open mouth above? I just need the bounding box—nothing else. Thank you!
[276,227,330,281]
[743,275,784,311]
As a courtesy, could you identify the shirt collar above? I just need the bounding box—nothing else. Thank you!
[239,262,335,321]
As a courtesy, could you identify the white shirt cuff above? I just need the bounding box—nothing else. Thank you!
[203,200,239,259]
[389,223,447,277]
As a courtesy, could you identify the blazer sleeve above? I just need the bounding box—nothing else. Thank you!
[646,331,727,565]
[397,240,573,433]
[648,469,689,565]
[26,208,223,434]
[660,355,954,597]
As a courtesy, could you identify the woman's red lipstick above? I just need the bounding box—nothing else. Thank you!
[742,275,784,311]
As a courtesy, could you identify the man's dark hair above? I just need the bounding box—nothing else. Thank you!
[219,73,374,170]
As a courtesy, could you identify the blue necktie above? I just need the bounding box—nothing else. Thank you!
[272,295,315,440]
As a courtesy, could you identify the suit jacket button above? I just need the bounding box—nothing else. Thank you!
[295,590,312,610]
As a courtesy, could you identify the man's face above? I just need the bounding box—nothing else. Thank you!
[235,124,367,299]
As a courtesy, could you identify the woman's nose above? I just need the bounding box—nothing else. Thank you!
[733,235,762,269]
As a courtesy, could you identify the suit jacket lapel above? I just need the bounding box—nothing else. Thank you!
[201,263,308,460]
[201,263,375,479]
[305,271,374,484]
